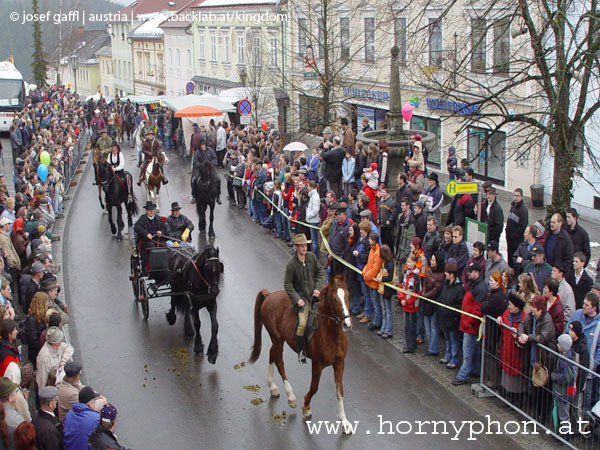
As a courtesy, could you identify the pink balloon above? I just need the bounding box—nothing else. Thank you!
[401,103,413,122]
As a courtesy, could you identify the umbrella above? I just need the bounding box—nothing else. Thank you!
[174,105,223,117]
[283,142,308,152]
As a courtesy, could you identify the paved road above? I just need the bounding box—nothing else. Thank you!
[64,145,518,449]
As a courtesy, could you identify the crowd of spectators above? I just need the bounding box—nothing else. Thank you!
[0,87,130,449]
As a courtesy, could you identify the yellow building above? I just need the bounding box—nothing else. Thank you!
[96,46,114,97]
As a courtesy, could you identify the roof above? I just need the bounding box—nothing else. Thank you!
[194,0,278,6]
[95,46,112,58]
[160,0,202,27]
[192,75,242,90]
[117,0,182,18]
[129,12,170,39]
[49,30,111,65]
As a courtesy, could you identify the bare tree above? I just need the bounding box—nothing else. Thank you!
[403,0,600,216]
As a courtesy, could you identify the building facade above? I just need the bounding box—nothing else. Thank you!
[96,46,114,96]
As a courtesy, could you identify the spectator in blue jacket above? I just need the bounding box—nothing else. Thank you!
[341,150,356,196]
[63,386,107,450]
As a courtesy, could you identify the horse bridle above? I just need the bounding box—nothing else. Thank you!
[312,298,351,325]
[169,246,221,293]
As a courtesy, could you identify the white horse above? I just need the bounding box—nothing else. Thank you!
[142,151,168,213]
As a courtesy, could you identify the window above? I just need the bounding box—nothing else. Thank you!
[364,17,375,63]
[145,52,151,75]
[176,48,181,67]
[467,127,506,184]
[394,18,407,66]
[299,94,324,133]
[187,49,192,68]
[340,17,350,60]
[574,132,585,167]
[136,52,142,76]
[237,35,245,64]
[118,61,121,78]
[493,18,510,75]
[471,18,486,73]
[298,18,307,58]
[318,18,325,59]
[429,18,442,67]
[253,35,261,66]
[223,35,230,63]
[128,62,131,80]
[410,116,442,166]
[270,36,278,67]
[169,48,173,65]
[210,34,217,61]
[198,34,205,60]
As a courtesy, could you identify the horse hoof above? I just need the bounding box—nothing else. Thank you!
[207,355,217,364]
[195,345,204,356]
[288,399,297,408]
[199,228,206,234]
[342,421,354,435]
[208,231,215,238]
[270,389,280,398]
[110,224,117,235]
[302,406,312,419]
[185,333,194,340]
[166,312,176,325]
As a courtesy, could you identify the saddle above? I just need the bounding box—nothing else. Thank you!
[295,300,320,344]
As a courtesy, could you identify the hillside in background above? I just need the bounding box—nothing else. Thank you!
[0,0,122,82]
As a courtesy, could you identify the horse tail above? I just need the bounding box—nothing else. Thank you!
[248,289,269,364]
[127,186,138,217]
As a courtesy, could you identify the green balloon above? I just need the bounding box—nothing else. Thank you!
[40,151,51,166]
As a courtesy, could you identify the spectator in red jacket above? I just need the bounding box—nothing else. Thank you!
[0,320,19,376]
[543,278,565,338]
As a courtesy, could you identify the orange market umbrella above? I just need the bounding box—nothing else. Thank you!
[174,105,223,117]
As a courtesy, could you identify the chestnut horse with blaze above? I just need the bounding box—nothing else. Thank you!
[248,275,354,433]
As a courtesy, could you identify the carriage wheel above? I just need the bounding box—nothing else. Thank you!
[139,279,150,321]
[130,255,140,300]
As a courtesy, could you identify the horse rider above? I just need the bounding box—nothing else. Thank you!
[105,117,117,142]
[134,201,167,263]
[90,109,106,133]
[122,99,134,118]
[138,129,168,186]
[283,234,324,363]
[165,202,194,248]
[107,143,125,186]
[93,129,113,185]
[191,142,221,205]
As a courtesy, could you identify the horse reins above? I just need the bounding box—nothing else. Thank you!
[159,242,220,289]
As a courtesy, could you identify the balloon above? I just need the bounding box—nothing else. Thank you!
[40,151,50,166]
[37,164,48,182]
[401,103,413,122]
[261,121,268,131]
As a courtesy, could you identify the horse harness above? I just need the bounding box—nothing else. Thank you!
[169,246,220,294]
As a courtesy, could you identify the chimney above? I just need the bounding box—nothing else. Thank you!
[78,26,84,35]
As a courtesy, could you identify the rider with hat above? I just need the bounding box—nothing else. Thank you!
[284,234,324,363]
[134,202,167,262]
[93,129,113,185]
[138,129,168,186]
[165,202,194,248]
[107,143,125,184]
[191,142,222,205]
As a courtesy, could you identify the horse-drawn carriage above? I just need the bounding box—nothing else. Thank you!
[128,228,224,363]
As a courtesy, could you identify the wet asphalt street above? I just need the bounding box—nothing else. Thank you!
[63,144,518,449]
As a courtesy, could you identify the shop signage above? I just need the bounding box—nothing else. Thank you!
[426,98,479,115]
[342,86,390,103]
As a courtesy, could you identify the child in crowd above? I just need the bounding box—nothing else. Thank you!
[399,254,422,353]
[377,244,395,339]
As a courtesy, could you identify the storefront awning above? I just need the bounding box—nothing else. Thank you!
[161,94,236,113]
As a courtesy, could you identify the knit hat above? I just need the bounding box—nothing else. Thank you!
[558,334,573,352]
[370,163,378,171]
[569,321,584,339]
[530,295,547,312]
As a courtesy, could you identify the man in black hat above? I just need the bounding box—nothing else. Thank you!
[96,128,112,159]
[33,385,63,449]
[480,186,504,243]
[138,129,167,186]
[134,202,167,263]
[284,234,324,363]
[328,205,350,276]
[165,202,194,248]
[506,188,529,269]
[422,172,443,224]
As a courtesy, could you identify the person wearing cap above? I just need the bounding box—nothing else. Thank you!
[165,202,194,248]
[328,205,350,276]
[484,241,509,290]
[24,260,46,313]
[284,234,324,363]
[545,213,574,276]
[88,404,130,450]
[451,262,486,385]
[322,136,345,198]
[64,386,107,450]
[523,244,552,293]
[36,326,74,391]
[551,262,576,322]
[138,128,167,186]
[32,385,63,449]
[58,361,83,422]
[512,225,540,275]
[134,201,167,261]
[505,188,529,270]
[96,127,113,158]
[422,172,443,224]
[566,252,594,310]
[42,272,68,324]
[479,186,504,244]
[551,333,576,434]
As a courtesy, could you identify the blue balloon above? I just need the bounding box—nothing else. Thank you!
[37,164,48,182]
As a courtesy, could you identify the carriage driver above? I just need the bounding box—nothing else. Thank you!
[165,202,194,248]
[283,234,324,363]
[134,201,167,263]
[138,129,168,186]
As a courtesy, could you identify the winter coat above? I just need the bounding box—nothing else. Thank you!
[380,260,395,298]
[437,277,465,331]
[485,256,510,289]
[518,311,556,349]
[446,146,458,175]
[462,254,486,287]
[33,409,63,450]
[481,288,507,319]
[63,403,100,450]
[423,231,441,262]
[566,223,591,266]
[398,268,421,313]
[322,146,345,183]
[342,157,355,184]
[395,213,415,262]
[305,189,320,224]
[362,243,382,290]
[0,339,19,376]
[36,341,74,388]
[328,219,350,257]
[408,170,425,201]
[25,314,47,364]
[566,309,600,369]
[459,275,486,335]
[566,269,594,310]
[393,183,412,225]
[523,261,552,293]
[512,240,538,274]
[506,200,528,244]
[88,426,131,450]
[283,252,324,306]
[413,212,426,241]
[499,309,527,375]
[547,296,565,337]
[481,200,504,243]
[377,195,395,229]
[355,235,370,271]
[551,349,576,401]
[453,194,475,228]
[557,278,576,323]
[421,270,444,316]
[448,240,469,275]
[545,229,574,276]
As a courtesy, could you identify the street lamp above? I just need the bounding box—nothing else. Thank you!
[70,55,79,94]
[239,68,247,86]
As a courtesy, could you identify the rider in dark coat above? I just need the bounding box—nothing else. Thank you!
[138,130,167,185]
[134,202,167,262]
[191,144,221,205]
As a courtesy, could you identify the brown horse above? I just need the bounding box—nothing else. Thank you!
[113,113,123,143]
[248,275,353,434]
[141,151,168,213]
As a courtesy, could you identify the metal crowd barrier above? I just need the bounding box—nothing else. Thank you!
[62,129,89,189]
[480,316,600,449]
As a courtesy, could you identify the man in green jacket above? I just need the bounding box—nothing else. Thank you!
[284,234,324,363]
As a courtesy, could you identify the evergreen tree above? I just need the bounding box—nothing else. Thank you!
[30,0,48,89]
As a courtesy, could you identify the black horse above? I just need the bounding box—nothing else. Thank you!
[191,160,219,237]
[166,245,224,363]
[124,112,135,146]
[97,161,138,241]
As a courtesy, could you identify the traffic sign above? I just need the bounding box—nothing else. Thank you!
[186,82,194,93]
[446,181,478,196]
[238,99,252,115]
[240,115,251,125]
